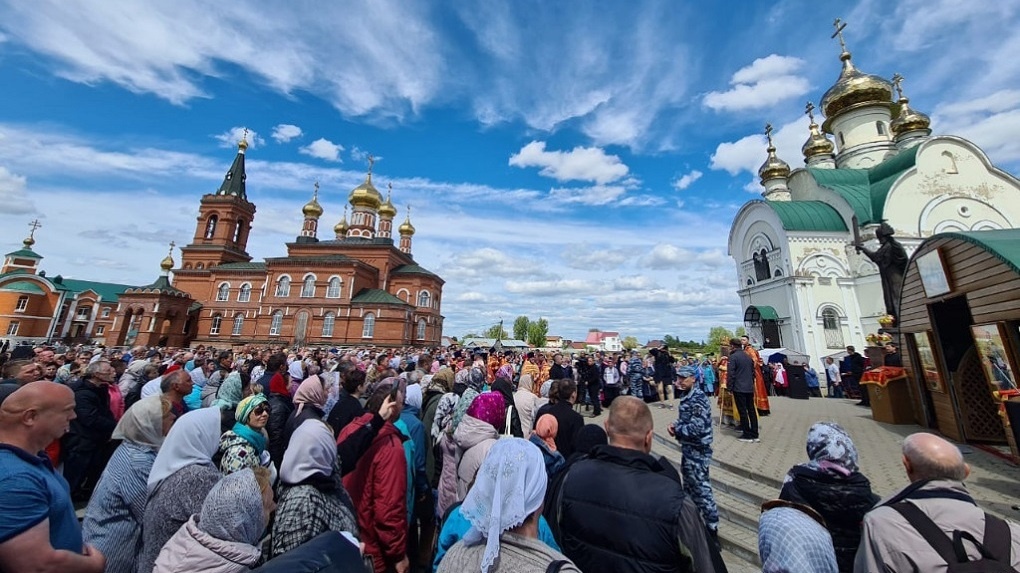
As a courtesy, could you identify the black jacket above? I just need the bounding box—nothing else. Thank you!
[577,362,600,387]
[534,401,583,458]
[779,465,879,573]
[251,531,364,573]
[283,405,325,449]
[553,444,721,573]
[65,379,116,452]
[326,390,364,438]
[267,391,295,470]
[726,349,755,394]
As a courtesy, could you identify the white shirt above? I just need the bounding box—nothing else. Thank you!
[825,363,841,384]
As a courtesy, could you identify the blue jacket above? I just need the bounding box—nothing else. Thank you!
[671,385,713,449]
[399,406,429,498]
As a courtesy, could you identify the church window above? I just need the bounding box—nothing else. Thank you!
[838,132,845,146]
[301,275,316,297]
[774,269,783,278]
[747,278,754,286]
[417,290,431,308]
[231,314,244,336]
[101,307,111,318]
[15,296,28,312]
[822,308,844,349]
[216,282,230,301]
[6,320,19,335]
[417,318,427,340]
[275,276,291,298]
[205,215,218,239]
[942,151,959,174]
[238,283,252,302]
[196,263,205,270]
[234,220,244,243]
[269,311,284,336]
[96,325,105,335]
[209,314,222,336]
[322,312,335,337]
[876,121,886,135]
[362,313,376,338]
[327,277,342,298]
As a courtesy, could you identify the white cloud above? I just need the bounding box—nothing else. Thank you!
[504,279,592,296]
[613,276,660,291]
[641,243,695,269]
[934,90,1020,163]
[704,54,810,112]
[509,141,628,184]
[0,166,35,215]
[215,126,263,149]
[561,244,630,270]
[299,138,344,162]
[271,124,303,143]
[672,169,703,190]
[709,116,810,190]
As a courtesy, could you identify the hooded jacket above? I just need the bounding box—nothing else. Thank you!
[513,375,542,436]
[339,413,408,573]
[452,414,499,501]
[153,516,261,573]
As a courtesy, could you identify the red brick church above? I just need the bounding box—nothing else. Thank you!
[106,136,444,348]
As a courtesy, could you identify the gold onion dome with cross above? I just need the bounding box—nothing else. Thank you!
[398,206,415,235]
[160,242,176,272]
[802,102,835,159]
[890,73,931,136]
[302,182,324,218]
[379,184,398,218]
[758,124,791,183]
[334,206,350,235]
[820,18,893,124]
[348,156,383,210]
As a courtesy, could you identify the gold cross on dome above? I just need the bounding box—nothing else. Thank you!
[367,154,375,175]
[832,18,848,52]
[168,241,176,256]
[313,180,320,198]
[764,123,775,146]
[892,73,905,99]
[805,101,816,123]
[27,219,42,238]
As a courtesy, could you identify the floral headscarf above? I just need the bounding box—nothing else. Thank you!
[466,391,507,432]
[496,364,514,381]
[804,421,859,475]
[431,393,459,441]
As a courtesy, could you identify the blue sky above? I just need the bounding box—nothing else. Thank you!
[1,0,1019,343]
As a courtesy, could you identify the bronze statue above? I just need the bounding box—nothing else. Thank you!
[855,222,908,318]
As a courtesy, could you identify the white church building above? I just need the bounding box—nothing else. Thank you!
[727,29,1020,364]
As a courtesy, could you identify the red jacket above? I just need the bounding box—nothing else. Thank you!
[339,413,407,573]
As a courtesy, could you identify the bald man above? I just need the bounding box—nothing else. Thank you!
[0,382,106,572]
[550,396,722,573]
[855,432,1020,572]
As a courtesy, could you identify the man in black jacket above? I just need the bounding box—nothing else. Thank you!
[552,396,722,573]
[841,346,867,406]
[62,360,118,498]
[726,338,758,442]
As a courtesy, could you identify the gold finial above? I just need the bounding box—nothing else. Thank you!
[23,219,41,248]
[313,180,320,200]
[367,154,375,178]
[764,123,775,149]
[892,73,905,100]
[168,240,176,256]
[238,127,249,151]
[805,101,817,124]
[387,183,393,201]
[832,18,849,55]
[160,240,176,272]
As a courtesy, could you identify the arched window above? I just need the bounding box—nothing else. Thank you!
[15,296,28,312]
[101,307,111,318]
[362,312,375,338]
[301,275,316,298]
[215,282,230,301]
[322,312,335,337]
[822,308,844,349]
[238,283,252,302]
[204,215,218,239]
[327,277,342,298]
[417,290,431,308]
[209,313,222,335]
[416,318,427,340]
[231,314,244,336]
[234,220,244,243]
[196,263,205,270]
[275,276,291,298]
[876,121,886,135]
[269,311,284,335]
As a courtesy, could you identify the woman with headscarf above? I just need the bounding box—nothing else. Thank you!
[529,414,565,478]
[282,374,327,447]
[434,391,463,518]
[139,407,224,573]
[778,422,878,572]
[154,467,274,573]
[266,368,294,471]
[542,424,608,542]
[534,379,583,459]
[82,396,175,573]
[210,371,245,411]
[449,367,486,436]
[490,377,523,438]
[513,374,541,436]
[219,394,274,476]
[453,391,507,501]
[271,419,359,558]
[438,438,581,573]
[423,367,455,484]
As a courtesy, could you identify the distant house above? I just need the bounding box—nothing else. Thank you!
[584,330,622,352]
[545,335,563,348]
[461,337,530,351]
[644,339,665,349]
[567,341,587,351]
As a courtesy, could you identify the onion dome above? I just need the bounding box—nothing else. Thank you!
[379,183,398,218]
[398,206,415,235]
[160,242,175,272]
[758,123,791,183]
[334,206,349,235]
[302,182,324,218]
[890,73,931,136]
[820,20,893,122]
[348,155,383,209]
[802,102,835,159]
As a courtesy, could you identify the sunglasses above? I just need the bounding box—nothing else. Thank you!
[252,405,269,415]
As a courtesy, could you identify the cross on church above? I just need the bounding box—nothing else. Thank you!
[805,101,816,123]
[367,154,375,175]
[313,180,320,198]
[27,219,42,239]
[764,123,775,146]
[891,73,905,100]
[832,18,848,52]
[168,241,176,256]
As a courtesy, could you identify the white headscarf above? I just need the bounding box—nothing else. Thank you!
[146,407,222,492]
[280,419,336,485]
[112,395,167,450]
[404,383,423,411]
[461,438,547,573]
[198,468,265,546]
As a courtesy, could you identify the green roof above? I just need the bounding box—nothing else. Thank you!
[808,146,918,225]
[930,229,1020,276]
[391,264,439,278]
[215,262,267,271]
[56,278,133,302]
[216,149,247,200]
[766,201,848,232]
[4,248,42,260]
[1,280,46,294]
[350,288,411,306]
[744,305,780,321]
[131,276,190,297]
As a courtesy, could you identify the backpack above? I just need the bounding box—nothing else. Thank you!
[892,502,1018,572]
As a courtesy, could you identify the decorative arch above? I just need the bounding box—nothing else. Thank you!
[195,262,205,270]
[817,304,846,349]
[301,274,316,297]
[396,288,410,303]
[215,282,230,301]
[796,253,850,278]
[238,282,252,302]
[326,276,342,298]
[416,318,427,340]
[204,215,218,239]
[231,314,244,336]
[417,290,432,308]
[275,275,291,298]
[362,312,376,338]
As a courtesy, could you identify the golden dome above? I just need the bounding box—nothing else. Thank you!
[820,43,892,123]
[398,206,415,235]
[334,207,349,235]
[237,128,249,153]
[160,241,175,272]
[758,123,791,182]
[302,182,323,218]
[802,102,835,159]
[890,74,931,136]
[378,183,398,218]
[349,156,383,210]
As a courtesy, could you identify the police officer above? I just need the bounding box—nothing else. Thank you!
[667,365,720,541]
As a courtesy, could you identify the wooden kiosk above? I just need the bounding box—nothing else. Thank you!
[898,229,1020,462]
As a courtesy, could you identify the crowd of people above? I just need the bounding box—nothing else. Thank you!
[0,339,1017,573]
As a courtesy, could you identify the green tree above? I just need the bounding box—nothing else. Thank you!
[526,317,549,348]
[484,324,509,339]
[463,332,480,339]
[705,326,735,355]
[663,335,679,348]
[622,336,640,350]
[735,326,747,337]
[513,315,530,341]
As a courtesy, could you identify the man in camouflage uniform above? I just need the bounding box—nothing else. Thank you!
[627,350,645,400]
[668,365,720,538]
